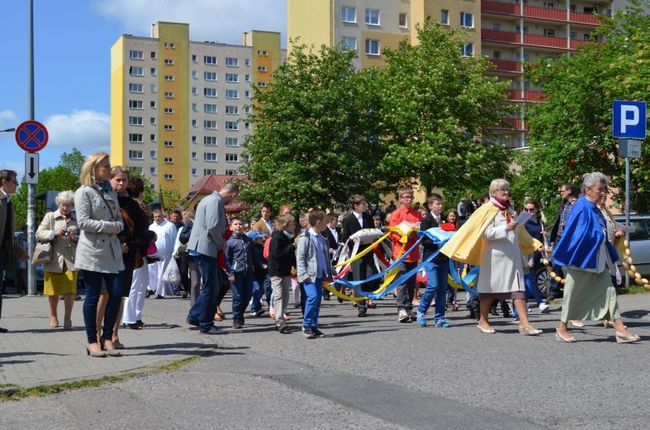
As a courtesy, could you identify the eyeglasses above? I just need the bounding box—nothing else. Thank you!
[524,207,536,212]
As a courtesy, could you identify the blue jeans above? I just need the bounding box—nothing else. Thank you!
[250,276,265,312]
[82,270,122,344]
[302,277,323,329]
[231,272,253,323]
[187,254,221,332]
[418,260,450,321]
[263,276,272,308]
[524,268,545,305]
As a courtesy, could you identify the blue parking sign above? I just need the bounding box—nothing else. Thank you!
[612,100,646,139]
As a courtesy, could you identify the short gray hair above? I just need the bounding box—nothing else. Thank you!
[489,178,509,195]
[582,172,608,191]
[55,190,75,206]
[221,182,239,194]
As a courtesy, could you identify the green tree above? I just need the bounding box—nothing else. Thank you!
[59,148,85,182]
[241,44,385,211]
[514,0,650,212]
[378,18,513,197]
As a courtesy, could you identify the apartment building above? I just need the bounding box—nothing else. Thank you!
[110,22,284,194]
[288,0,614,148]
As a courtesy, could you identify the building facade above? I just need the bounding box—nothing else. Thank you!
[288,0,614,148]
[111,22,284,194]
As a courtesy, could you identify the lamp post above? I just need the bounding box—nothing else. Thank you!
[0,128,16,133]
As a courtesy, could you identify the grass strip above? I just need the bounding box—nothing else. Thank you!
[0,355,203,402]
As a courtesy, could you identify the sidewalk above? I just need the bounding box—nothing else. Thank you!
[0,294,217,388]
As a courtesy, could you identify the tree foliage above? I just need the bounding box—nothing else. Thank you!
[59,148,85,181]
[378,18,513,196]
[514,0,650,212]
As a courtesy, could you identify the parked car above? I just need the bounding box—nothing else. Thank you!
[615,215,650,277]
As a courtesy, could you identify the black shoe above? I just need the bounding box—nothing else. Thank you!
[182,292,188,299]
[200,326,220,335]
[146,290,154,298]
[302,327,317,339]
[127,323,141,330]
[312,328,325,338]
[137,320,146,327]
[232,321,243,329]
[358,308,367,318]
[337,297,344,304]
[502,302,512,319]
[0,327,8,333]
[155,295,164,299]
[276,320,289,333]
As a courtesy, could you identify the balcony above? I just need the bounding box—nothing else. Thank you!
[490,58,522,73]
[482,29,520,44]
[506,89,547,102]
[570,39,591,49]
[482,1,603,26]
[502,118,529,131]
[523,33,569,49]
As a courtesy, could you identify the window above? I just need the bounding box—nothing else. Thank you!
[493,50,502,59]
[245,74,251,82]
[128,83,143,93]
[243,106,250,114]
[245,58,251,67]
[191,135,197,143]
[204,71,217,81]
[342,37,357,52]
[257,82,268,88]
[131,166,143,174]
[151,51,157,59]
[204,120,217,129]
[225,169,237,176]
[164,107,174,114]
[365,8,380,25]
[164,140,173,147]
[129,50,143,60]
[399,13,408,28]
[204,136,217,146]
[245,90,251,98]
[225,121,239,130]
[226,57,239,67]
[164,75,174,81]
[225,73,239,83]
[191,54,197,62]
[462,42,474,57]
[204,104,218,113]
[164,157,173,164]
[164,59,174,65]
[460,12,474,28]
[583,33,591,41]
[164,124,173,131]
[191,71,197,79]
[150,67,157,76]
[257,50,268,57]
[150,150,156,159]
[128,116,143,126]
[150,84,157,93]
[226,89,239,99]
[441,9,449,25]
[225,105,239,115]
[150,167,156,176]
[244,122,251,130]
[164,91,174,98]
[257,65,267,72]
[192,103,198,112]
[128,133,143,143]
[544,2,555,8]
[365,39,380,55]
[164,42,175,49]
[543,28,556,37]
[164,174,173,181]
[192,87,198,96]
[204,87,217,97]
[192,168,198,176]
[569,31,577,39]
[204,153,217,162]
[128,150,143,160]
[129,66,143,76]
[191,119,197,127]
[150,117,156,125]
[342,6,357,23]
[204,169,217,176]
[225,153,240,163]
[191,152,197,159]
[492,22,502,31]
[150,134,156,141]
[225,137,239,147]
[129,100,143,109]
[150,101,156,108]
[204,55,217,65]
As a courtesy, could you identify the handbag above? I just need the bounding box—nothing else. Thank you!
[32,242,52,265]
[162,258,181,284]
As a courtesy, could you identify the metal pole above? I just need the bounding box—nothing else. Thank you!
[27,0,36,296]
[625,151,630,288]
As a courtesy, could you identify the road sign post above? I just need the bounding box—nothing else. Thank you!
[613,100,647,288]
[15,120,48,296]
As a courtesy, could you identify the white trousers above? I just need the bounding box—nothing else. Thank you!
[123,265,148,324]
[148,258,174,297]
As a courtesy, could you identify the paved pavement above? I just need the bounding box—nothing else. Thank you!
[1,290,650,429]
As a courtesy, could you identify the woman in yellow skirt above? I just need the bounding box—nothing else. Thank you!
[36,191,78,328]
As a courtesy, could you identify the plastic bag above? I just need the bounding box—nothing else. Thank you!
[162,258,181,284]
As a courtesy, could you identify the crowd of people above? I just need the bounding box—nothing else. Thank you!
[0,154,642,352]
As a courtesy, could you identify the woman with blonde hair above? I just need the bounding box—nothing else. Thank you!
[75,152,124,357]
[36,190,78,328]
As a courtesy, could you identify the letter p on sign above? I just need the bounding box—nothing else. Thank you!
[613,100,647,139]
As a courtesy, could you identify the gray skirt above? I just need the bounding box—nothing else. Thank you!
[560,268,621,323]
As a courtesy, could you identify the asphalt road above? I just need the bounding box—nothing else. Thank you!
[1,291,649,430]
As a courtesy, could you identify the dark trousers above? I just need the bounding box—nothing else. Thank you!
[82,270,122,344]
[396,262,418,312]
[178,255,190,294]
[0,260,3,319]
[231,272,253,324]
[354,257,379,311]
[187,254,221,332]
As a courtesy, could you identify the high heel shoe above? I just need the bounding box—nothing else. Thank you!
[555,329,576,343]
[519,326,542,336]
[100,339,122,357]
[603,320,627,329]
[49,317,59,328]
[568,320,584,328]
[477,324,495,334]
[86,344,107,358]
[615,332,641,343]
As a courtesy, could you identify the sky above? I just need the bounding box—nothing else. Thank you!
[0,0,287,182]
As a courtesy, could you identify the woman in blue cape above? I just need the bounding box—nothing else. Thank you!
[553,172,640,343]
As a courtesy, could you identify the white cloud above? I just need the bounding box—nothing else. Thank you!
[0,109,18,130]
[44,110,110,152]
[92,0,287,46]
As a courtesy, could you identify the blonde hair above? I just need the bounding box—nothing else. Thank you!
[489,178,509,195]
[80,152,109,186]
[276,214,295,230]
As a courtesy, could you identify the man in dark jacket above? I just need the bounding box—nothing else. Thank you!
[0,170,19,333]
[321,213,341,300]
[267,214,296,333]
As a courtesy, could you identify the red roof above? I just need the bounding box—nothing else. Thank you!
[185,175,249,212]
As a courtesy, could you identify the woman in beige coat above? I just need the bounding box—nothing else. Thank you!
[36,191,78,328]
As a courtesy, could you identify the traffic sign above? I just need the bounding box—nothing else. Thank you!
[619,139,642,158]
[25,153,39,184]
[15,120,49,153]
[612,100,647,139]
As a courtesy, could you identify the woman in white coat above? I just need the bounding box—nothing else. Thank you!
[74,152,124,357]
